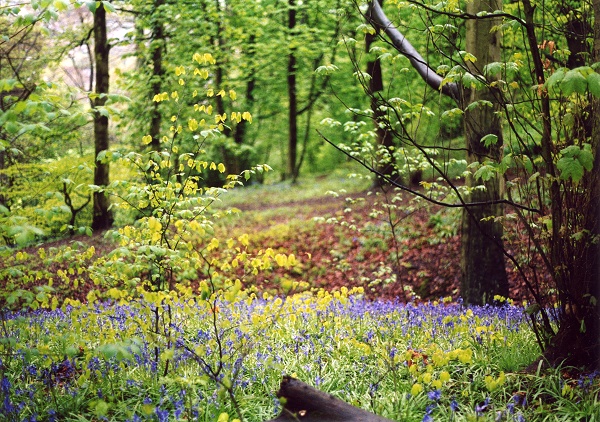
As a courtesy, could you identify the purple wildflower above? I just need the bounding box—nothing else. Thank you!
[427,390,441,401]
[475,397,490,416]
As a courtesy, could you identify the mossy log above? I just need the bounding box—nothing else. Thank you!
[265,376,395,422]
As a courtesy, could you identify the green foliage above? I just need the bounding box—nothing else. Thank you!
[0,155,95,246]
[556,144,593,183]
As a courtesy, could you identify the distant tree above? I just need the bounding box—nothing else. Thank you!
[91,1,113,230]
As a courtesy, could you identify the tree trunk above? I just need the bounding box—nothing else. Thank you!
[149,0,165,151]
[91,2,113,231]
[460,0,508,304]
[265,376,394,422]
[365,6,398,188]
[287,0,298,182]
[541,0,600,369]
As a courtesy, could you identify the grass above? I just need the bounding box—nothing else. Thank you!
[1,291,598,421]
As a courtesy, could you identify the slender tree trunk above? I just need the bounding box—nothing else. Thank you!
[460,0,508,304]
[287,0,298,182]
[91,2,113,231]
[149,0,165,151]
[232,34,257,175]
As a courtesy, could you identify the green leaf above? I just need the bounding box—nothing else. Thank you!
[545,68,566,90]
[556,144,593,183]
[480,134,498,148]
[483,62,503,77]
[440,108,463,120]
[462,72,483,89]
[474,164,495,181]
[557,156,584,182]
[561,69,588,95]
[96,150,108,162]
[53,0,69,11]
[86,1,98,12]
[586,72,600,98]
[101,1,116,13]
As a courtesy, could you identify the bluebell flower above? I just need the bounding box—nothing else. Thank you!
[156,407,169,422]
[450,399,459,412]
[422,404,434,422]
[427,390,441,401]
[475,397,490,416]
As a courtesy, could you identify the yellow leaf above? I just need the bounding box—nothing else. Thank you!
[275,254,288,267]
[218,163,226,173]
[188,118,199,131]
[142,135,152,145]
[229,90,237,100]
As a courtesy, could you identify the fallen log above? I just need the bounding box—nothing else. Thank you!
[265,376,396,422]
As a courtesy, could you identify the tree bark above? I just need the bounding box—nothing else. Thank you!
[460,0,508,304]
[91,2,113,231]
[540,0,600,369]
[287,0,298,182]
[365,4,398,188]
[265,376,394,422]
[149,0,165,151]
[366,0,507,304]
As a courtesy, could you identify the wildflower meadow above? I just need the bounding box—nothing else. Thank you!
[1,287,599,421]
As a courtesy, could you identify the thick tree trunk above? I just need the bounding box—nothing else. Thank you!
[266,377,394,422]
[91,3,113,231]
[460,0,508,304]
[541,0,600,369]
[365,7,398,188]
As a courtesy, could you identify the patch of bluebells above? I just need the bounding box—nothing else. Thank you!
[578,370,600,393]
[1,294,595,421]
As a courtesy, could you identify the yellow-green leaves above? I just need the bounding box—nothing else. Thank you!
[193,52,216,65]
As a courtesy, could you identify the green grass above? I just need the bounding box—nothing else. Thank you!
[1,291,598,421]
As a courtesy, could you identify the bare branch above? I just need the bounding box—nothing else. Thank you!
[366,0,462,102]
[316,129,540,213]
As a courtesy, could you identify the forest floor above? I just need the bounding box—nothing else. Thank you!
[215,183,534,302]
[8,177,541,305]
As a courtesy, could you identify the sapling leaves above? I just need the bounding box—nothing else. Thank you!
[557,144,593,183]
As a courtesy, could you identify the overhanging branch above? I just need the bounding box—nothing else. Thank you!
[366,0,462,102]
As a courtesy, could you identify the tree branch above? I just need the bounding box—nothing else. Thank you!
[316,130,540,213]
[366,0,462,102]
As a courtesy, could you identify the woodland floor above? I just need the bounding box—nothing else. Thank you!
[8,184,541,305]
[217,187,535,302]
